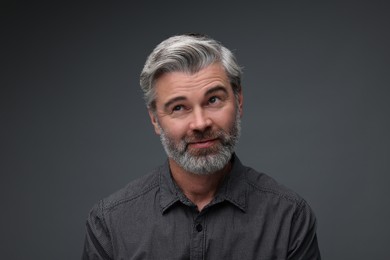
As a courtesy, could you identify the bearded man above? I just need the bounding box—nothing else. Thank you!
[82,33,321,260]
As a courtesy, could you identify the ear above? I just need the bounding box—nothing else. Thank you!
[148,109,161,135]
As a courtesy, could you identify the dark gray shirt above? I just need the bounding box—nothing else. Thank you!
[83,155,321,259]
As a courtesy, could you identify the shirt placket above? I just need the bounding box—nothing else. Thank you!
[190,212,206,260]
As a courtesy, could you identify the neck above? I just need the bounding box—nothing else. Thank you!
[169,158,231,211]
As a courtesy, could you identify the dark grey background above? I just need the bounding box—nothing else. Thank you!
[1,1,389,259]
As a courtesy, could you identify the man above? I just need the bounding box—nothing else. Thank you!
[83,33,321,259]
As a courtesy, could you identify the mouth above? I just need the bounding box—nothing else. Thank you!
[188,138,218,149]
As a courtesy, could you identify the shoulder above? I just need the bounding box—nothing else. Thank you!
[240,164,313,217]
[240,166,320,258]
[231,155,309,209]
[245,167,303,203]
[238,165,317,229]
[90,165,162,217]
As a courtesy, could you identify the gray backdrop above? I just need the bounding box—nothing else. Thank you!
[1,1,389,259]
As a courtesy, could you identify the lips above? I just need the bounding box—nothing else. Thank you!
[188,139,218,149]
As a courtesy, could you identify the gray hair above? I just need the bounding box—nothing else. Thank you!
[139,33,243,110]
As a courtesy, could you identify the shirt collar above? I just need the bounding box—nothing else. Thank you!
[159,154,248,214]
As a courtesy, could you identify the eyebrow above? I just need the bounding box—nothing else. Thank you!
[164,96,187,110]
[163,85,229,110]
[205,85,228,96]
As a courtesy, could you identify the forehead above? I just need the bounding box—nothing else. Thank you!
[154,63,231,99]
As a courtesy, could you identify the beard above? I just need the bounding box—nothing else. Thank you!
[157,108,241,175]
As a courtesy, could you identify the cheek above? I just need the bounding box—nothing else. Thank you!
[213,108,237,129]
[161,120,188,138]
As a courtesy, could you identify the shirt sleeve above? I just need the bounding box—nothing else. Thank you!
[82,200,113,260]
[287,200,321,260]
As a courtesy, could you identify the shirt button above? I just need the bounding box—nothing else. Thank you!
[196,223,203,232]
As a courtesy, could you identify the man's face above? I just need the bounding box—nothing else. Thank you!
[149,63,243,175]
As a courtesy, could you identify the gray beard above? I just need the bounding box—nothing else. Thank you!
[158,109,241,175]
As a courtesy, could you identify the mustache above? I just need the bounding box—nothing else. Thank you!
[184,129,226,143]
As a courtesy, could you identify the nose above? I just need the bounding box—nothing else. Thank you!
[189,107,212,131]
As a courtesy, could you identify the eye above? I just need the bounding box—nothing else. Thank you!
[209,96,220,104]
[172,105,183,112]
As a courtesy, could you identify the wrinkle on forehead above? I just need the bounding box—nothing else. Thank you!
[154,63,231,103]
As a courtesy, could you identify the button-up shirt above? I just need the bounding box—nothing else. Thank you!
[83,155,321,259]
